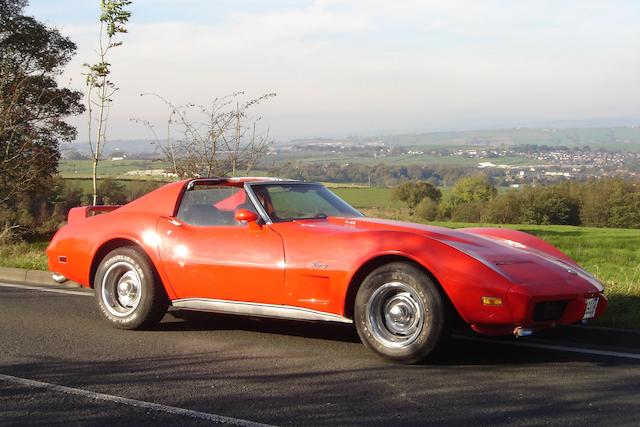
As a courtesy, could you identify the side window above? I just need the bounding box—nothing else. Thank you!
[176,185,254,226]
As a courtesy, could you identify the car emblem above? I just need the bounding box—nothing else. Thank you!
[308,261,328,270]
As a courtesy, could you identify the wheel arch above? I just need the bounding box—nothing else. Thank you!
[89,238,164,291]
[343,254,462,324]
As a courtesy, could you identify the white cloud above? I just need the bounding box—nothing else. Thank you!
[47,0,640,140]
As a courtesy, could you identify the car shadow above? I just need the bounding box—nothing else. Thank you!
[159,310,640,367]
[161,309,362,343]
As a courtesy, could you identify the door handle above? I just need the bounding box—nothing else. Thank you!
[168,218,182,227]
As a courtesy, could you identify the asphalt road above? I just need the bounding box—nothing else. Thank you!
[1,282,639,426]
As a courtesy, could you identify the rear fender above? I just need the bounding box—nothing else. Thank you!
[88,229,177,300]
[67,205,121,224]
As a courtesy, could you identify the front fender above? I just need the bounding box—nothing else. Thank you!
[346,232,515,327]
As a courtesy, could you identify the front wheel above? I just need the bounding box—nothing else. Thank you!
[94,247,168,329]
[354,262,450,364]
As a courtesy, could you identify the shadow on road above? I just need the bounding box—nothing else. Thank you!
[163,309,361,343]
[161,310,640,367]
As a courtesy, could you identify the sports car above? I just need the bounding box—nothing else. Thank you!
[47,177,607,363]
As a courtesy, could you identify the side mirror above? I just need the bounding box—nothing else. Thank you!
[235,209,260,229]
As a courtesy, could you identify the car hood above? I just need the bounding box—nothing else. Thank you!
[323,216,602,289]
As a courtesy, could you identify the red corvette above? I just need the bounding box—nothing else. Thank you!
[47,178,607,363]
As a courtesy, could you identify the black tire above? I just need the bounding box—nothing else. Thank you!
[354,262,450,364]
[94,246,169,330]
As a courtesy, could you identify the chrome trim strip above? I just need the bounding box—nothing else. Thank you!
[245,181,354,225]
[243,183,273,225]
[171,298,353,324]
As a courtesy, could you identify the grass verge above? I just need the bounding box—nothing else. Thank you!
[0,242,49,271]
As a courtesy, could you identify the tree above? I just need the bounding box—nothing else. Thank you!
[392,181,441,214]
[137,91,276,178]
[444,175,497,218]
[607,184,640,228]
[520,188,579,225]
[0,0,84,236]
[84,0,132,205]
[482,191,523,224]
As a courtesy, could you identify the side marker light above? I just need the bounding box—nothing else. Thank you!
[481,296,503,306]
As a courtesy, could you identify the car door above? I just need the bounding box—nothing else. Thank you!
[156,183,285,304]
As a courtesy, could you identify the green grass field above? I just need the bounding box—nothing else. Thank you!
[354,154,536,167]
[63,178,166,196]
[330,186,494,208]
[270,151,535,167]
[332,187,394,208]
[59,159,172,179]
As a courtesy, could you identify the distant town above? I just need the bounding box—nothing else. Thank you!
[434,145,640,184]
[272,137,640,184]
[60,126,640,185]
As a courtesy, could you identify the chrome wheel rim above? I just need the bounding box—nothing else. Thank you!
[367,282,424,348]
[101,261,142,317]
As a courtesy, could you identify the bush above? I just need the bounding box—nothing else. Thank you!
[579,179,616,227]
[451,201,486,223]
[519,188,580,225]
[436,176,640,228]
[608,187,640,228]
[97,179,128,205]
[0,177,167,243]
[128,181,164,200]
[392,181,441,213]
[481,192,523,224]
[415,198,439,221]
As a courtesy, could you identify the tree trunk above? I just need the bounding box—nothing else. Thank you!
[92,154,99,206]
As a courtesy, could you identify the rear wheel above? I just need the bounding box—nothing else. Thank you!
[94,247,168,329]
[354,262,450,364]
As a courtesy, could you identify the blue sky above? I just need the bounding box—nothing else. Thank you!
[27,0,640,141]
[29,1,304,25]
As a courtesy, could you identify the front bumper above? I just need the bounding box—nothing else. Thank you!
[470,279,608,336]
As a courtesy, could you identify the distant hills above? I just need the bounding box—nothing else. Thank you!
[373,126,640,150]
[288,126,640,151]
[62,125,640,157]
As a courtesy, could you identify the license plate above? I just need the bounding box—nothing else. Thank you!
[583,297,599,320]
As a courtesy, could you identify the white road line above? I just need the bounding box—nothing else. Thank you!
[0,282,92,296]
[454,334,640,360]
[0,373,274,427]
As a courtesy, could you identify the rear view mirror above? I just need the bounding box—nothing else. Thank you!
[235,209,259,224]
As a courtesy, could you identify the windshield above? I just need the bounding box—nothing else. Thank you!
[249,183,363,222]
